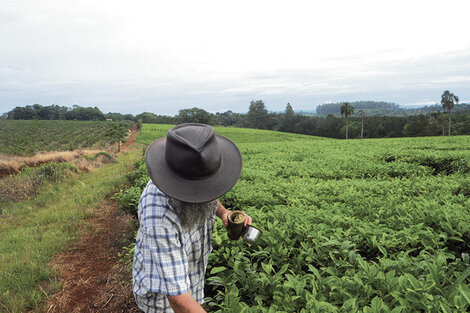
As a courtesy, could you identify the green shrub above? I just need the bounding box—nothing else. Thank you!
[85,151,115,163]
[116,186,142,218]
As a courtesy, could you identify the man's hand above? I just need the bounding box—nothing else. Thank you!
[167,292,206,313]
[216,200,253,227]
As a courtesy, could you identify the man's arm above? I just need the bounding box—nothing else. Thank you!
[167,292,206,313]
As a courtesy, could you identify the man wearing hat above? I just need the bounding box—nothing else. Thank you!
[133,123,251,312]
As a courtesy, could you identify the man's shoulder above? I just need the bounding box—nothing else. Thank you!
[139,181,177,228]
[140,181,172,207]
[141,180,168,199]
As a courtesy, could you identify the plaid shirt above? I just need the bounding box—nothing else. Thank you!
[133,181,217,312]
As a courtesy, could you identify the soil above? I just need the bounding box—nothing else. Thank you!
[44,199,141,313]
[0,164,17,178]
[121,125,138,151]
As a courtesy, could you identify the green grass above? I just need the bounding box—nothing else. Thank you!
[0,148,141,313]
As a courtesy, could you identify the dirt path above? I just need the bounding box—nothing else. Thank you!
[121,125,138,151]
[45,199,140,313]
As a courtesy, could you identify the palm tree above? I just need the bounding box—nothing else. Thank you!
[340,102,355,139]
[357,110,365,139]
[441,90,459,136]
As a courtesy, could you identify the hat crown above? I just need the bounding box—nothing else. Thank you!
[165,124,221,179]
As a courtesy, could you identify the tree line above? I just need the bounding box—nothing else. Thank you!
[3,94,470,139]
[316,100,470,117]
[3,104,170,124]
[4,104,107,121]
[243,100,470,138]
[317,101,401,116]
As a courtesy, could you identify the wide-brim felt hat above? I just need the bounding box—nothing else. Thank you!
[145,123,242,203]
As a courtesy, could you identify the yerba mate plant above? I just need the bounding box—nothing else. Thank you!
[0,120,131,156]
[119,124,470,312]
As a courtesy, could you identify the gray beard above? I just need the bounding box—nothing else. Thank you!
[169,198,217,230]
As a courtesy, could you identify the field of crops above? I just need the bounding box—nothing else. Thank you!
[129,124,470,312]
[0,120,128,156]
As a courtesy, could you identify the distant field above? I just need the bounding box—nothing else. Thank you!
[136,123,324,145]
[133,124,470,311]
[0,120,125,156]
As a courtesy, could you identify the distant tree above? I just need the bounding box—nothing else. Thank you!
[45,105,67,119]
[106,122,128,152]
[9,105,36,119]
[357,110,365,139]
[247,100,269,129]
[433,112,446,136]
[136,112,158,123]
[104,112,124,121]
[65,106,105,121]
[177,107,214,125]
[340,102,355,139]
[136,119,143,130]
[441,90,459,136]
[425,115,441,136]
[123,114,136,121]
[403,115,427,137]
[266,112,280,130]
[215,110,245,126]
[33,104,43,118]
[104,112,135,122]
[7,104,69,120]
[280,103,295,132]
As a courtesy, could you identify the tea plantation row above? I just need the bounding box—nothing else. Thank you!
[0,120,131,156]
[120,124,470,312]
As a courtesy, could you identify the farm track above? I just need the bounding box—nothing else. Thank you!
[121,125,138,151]
[41,134,141,313]
[44,199,139,313]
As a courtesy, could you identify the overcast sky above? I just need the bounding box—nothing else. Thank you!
[1,0,469,115]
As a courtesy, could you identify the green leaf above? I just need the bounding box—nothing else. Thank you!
[458,284,470,304]
[342,297,357,309]
[440,302,452,313]
[454,294,467,307]
[424,259,440,288]
[377,245,388,257]
[405,274,421,290]
[261,262,272,274]
[278,263,289,275]
[390,306,403,313]
[448,267,470,296]
[210,266,227,275]
[371,296,385,311]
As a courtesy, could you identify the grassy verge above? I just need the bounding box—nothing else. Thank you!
[0,148,141,313]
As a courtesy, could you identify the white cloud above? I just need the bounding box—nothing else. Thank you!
[1,0,470,114]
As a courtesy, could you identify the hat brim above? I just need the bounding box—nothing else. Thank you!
[145,134,242,203]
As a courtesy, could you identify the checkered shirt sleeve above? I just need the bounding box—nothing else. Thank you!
[133,182,190,301]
